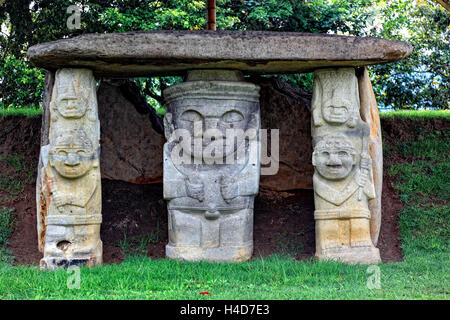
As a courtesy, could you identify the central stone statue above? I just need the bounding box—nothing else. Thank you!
[163,70,260,262]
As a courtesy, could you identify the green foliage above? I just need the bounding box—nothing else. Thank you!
[399,205,449,254]
[0,107,43,117]
[0,56,44,109]
[0,1,448,109]
[0,207,14,246]
[380,110,450,120]
[389,161,449,203]
[0,153,34,200]
[235,0,374,33]
[366,1,450,110]
[0,207,15,265]
[383,114,450,260]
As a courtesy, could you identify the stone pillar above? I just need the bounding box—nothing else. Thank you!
[162,70,260,262]
[311,68,381,264]
[357,67,383,246]
[37,68,102,270]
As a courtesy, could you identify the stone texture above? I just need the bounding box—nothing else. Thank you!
[37,68,102,270]
[27,31,412,77]
[97,81,165,184]
[36,71,55,253]
[258,78,313,190]
[95,77,312,191]
[163,70,260,262]
[311,68,381,264]
[357,67,383,246]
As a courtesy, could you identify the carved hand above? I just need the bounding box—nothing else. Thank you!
[360,156,372,170]
[220,175,239,202]
[312,109,324,127]
[347,115,358,128]
[52,190,67,209]
[185,175,205,202]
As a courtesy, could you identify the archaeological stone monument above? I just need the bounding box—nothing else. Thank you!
[27,31,411,268]
[163,70,260,261]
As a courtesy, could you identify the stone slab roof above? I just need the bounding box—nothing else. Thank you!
[27,31,412,77]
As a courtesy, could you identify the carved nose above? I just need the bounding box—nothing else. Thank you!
[328,153,342,166]
[65,153,80,166]
[204,118,219,130]
[203,118,224,140]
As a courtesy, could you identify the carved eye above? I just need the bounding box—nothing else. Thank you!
[57,150,67,156]
[77,150,87,156]
[321,151,330,158]
[338,151,348,157]
[222,111,244,123]
[181,110,202,122]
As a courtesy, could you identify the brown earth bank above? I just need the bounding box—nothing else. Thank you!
[2,114,447,266]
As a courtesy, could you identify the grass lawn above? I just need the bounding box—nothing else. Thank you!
[379,109,450,120]
[0,108,42,118]
[0,110,448,300]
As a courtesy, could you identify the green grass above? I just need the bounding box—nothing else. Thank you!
[117,221,162,258]
[0,112,448,299]
[385,126,449,264]
[0,108,42,118]
[0,254,447,299]
[0,153,34,200]
[380,109,450,120]
[0,207,15,265]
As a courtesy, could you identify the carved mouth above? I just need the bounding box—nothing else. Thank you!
[326,164,342,170]
[64,106,80,112]
[64,166,81,175]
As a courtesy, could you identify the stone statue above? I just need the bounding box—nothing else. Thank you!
[162,70,260,262]
[37,68,102,269]
[47,130,100,212]
[312,68,360,128]
[311,68,381,264]
[50,68,97,120]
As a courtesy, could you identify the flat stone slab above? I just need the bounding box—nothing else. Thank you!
[27,31,412,77]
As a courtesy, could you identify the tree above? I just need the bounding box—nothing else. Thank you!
[0,0,448,110]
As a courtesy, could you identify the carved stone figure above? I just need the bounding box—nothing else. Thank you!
[37,68,102,270]
[163,70,260,262]
[312,68,360,129]
[49,68,100,142]
[311,67,381,264]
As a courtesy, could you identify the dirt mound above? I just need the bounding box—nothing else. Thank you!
[382,115,448,145]
[1,114,409,265]
[0,115,41,164]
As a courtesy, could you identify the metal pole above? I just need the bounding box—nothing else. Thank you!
[207,0,216,30]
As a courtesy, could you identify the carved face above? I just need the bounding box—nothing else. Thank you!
[322,98,352,124]
[50,131,97,179]
[313,136,357,180]
[54,71,89,119]
[170,99,257,160]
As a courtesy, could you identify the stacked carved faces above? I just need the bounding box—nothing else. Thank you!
[38,68,102,270]
[313,134,357,181]
[311,68,380,264]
